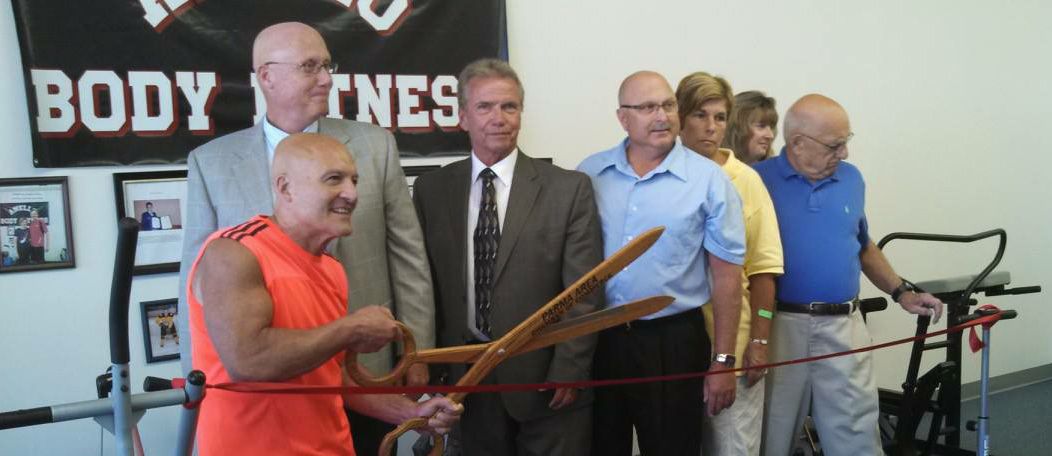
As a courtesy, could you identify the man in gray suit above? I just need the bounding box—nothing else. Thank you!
[412,59,603,455]
[177,22,434,455]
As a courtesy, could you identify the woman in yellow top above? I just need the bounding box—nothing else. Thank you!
[676,72,785,456]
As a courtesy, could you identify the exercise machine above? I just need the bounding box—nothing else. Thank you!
[0,218,205,456]
[790,229,1038,456]
[875,229,1039,456]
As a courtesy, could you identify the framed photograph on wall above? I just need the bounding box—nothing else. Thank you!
[113,171,187,275]
[0,176,75,273]
[140,298,180,363]
[403,165,441,197]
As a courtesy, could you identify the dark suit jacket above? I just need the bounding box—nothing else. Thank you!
[413,152,604,421]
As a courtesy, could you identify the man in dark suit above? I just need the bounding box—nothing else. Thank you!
[413,59,604,455]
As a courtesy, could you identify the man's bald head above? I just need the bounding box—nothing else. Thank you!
[252,22,326,70]
[618,71,670,105]
[616,71,679,156]
[783,94,848,142]
[272,132,352,179]
[783,94,853,181]
[251,22,334,133]
[271,133,358,250]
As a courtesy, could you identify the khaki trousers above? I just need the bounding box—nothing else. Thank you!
[762,310,883,456]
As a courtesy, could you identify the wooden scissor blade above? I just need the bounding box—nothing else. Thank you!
[415,296,674,365]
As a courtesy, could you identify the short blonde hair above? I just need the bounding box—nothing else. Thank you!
[675,72,734,126]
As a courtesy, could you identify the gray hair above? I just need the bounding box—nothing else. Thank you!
[457,58,524,108]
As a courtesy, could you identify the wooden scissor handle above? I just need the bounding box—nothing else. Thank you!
[347,321,417,387]
[378,417,448,456]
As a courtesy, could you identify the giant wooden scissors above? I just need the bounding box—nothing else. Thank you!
[348,226,666,456]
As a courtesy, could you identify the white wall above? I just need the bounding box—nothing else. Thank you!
[2,1,1049,454]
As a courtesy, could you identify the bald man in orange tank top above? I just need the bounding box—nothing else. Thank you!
[187,133,461,456]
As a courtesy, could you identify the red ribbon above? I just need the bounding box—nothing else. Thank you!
[968,304,1001,353]
[174,310,1008,396]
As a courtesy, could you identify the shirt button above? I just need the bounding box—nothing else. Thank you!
[631,205,638,212]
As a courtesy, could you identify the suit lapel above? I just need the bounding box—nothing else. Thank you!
[446,160,473,298]
[232,123,274,215]
[494,153,540,283]
[319,117,353,145]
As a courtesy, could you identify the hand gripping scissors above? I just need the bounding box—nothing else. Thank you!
[347,226,666,456]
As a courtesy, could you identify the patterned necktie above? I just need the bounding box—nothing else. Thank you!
[474,168,500,338]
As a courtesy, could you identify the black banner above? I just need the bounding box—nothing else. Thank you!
[11,0,507,167]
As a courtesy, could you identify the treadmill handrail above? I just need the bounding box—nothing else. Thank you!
[877,229,1006,305]
[109,218,140,364]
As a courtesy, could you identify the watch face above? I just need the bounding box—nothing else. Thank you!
[715,354,736,365]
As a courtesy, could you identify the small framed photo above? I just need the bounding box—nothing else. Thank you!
[140,298,180,363]
[0,176,75,273]
[403,165,441,197]
[113,171,188,275]
[401,156,465,197]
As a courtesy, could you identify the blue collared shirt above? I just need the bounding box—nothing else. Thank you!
[577,139,746,318]
[754,150,869,304]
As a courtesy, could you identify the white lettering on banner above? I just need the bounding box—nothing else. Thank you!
[129,71,176,135]
[175,71,220,134]
[355,74,393,127]
[142,0,412,34]
[30,69,77,137]
[327,74,353,122]
[138,0,196,31]
[30,69,221,138]
[79,70,129,136]
[395,75,429,130]
[32,69,456,137]
[250,73,265,126]
[354,0,413,36]
[431,75,459,130]
[251,72,457,131]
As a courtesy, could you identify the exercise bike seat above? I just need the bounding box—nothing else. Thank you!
[914,270,1011,295]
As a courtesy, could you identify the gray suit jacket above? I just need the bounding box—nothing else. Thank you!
[177,118,435,375]
[412,152,603,421]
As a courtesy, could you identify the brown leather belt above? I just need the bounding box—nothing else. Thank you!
[776,299,858,316]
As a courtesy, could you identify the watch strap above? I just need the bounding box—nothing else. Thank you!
[892,278,916,303]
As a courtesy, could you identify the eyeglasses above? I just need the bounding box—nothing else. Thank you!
[619,100,678,115]
[798,132,853,154]
[263,59,338,75]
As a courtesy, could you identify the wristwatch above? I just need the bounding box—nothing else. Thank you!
[891,279,917,303]
[713,353,736,368]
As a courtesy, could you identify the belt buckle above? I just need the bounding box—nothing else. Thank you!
[808,302,821,314]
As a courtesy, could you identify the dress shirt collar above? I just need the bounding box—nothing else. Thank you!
[471,148,519,187]
[605,138,689,182]
[263,116,320,164]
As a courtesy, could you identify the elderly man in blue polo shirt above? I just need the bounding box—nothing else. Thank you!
[755,94,944,456]
[578,70,746,456]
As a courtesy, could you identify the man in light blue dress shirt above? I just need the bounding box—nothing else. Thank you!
[577,70,746,456]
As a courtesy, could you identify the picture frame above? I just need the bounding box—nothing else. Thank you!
[403,165,442,197]
[0,176,76,273]
[113,171,188,275]
[140,298,180,363]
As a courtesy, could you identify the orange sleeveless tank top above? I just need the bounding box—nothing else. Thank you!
[187,215,355,455]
